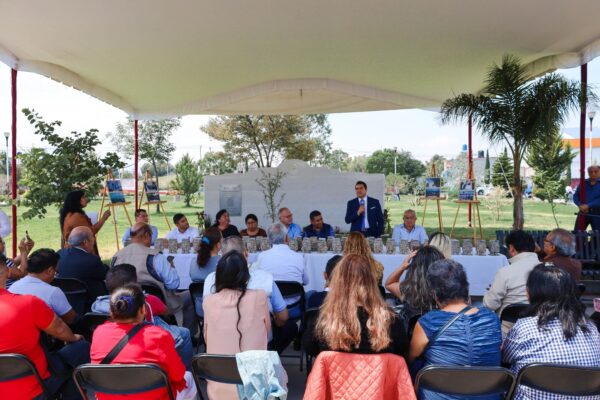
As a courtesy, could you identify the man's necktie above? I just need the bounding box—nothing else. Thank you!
[359,199,366,230]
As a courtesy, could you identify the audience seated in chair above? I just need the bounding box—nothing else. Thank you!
[0,252,90,400]
[409,259,502,398]
[427,232,452,259]
[91,263,192,370]
[189,227,222,317]
[306,254,341,309]
[202,251,271,399]
[58,226,109,300]
[483,230,539,335]
[343,232,385,283]
[541,228,582,281]
[307,254,408,357]
[503,264,600,400]
[90,283,195,400]
[10,248,79,325]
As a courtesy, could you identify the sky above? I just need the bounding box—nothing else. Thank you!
[0,58,599,168]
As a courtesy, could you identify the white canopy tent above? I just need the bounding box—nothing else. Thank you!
[1,0,600,253]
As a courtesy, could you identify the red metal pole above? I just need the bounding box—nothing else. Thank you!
[134,120,139,209]
[578,64,587,231]
[10,69,17,258]
[468,115,473,227]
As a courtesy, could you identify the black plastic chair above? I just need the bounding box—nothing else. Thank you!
[73,363,175,400]
[51,277,89,315]
[301,307,321,374]
[274,281,306,368]
[78,312,109,342]
[500,303,529,324]
[140,281,166,304]
[189,281,205,352]
[191,354,242,400]
[0,353,51,398]
[415,365,516,399]
[513,363,600,398]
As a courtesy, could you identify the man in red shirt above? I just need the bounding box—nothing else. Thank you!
[0,253,90,399]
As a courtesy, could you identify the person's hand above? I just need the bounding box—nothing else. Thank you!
[102,210,111,221]
[580,204,590,213]
[399,250,417,271]
[18,238,28,253]
[26,238,35,251]
[358,205,365,215]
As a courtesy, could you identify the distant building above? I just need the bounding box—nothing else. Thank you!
[562,137,600,187]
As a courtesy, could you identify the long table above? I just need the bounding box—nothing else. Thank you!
[171,251,508,295]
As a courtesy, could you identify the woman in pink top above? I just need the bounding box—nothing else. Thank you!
[203,251,271,399]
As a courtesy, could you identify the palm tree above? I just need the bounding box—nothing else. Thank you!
[440,54,586,230]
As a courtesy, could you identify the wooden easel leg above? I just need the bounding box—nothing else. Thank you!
[450,203,461,238]
[112,207,120,251]
[160,202,172,230]
[422,198,428,227]
[122,205,133,226]
[476,201,484,240]
[436,199,443,232]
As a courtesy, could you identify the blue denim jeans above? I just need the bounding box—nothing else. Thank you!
[154,316,193,370]
[42,340,91,400]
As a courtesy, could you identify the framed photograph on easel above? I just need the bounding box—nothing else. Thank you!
[425,177,441,198]
[459,179,475,201]
[144,181,161,203]
[107,180,126,204]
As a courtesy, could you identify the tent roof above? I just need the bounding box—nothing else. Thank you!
[1,0,600,118]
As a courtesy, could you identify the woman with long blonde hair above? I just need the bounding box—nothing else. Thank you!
[312,254,408,355]
[343,232,385,283]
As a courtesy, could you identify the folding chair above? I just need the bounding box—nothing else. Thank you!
[500,303,529,324]
[191,354,242,400]
[0,353,52,399]
[415,365,516,399]
[51,277,89,315]
[189,280,205,352]
[301,307,320,374]
[73,363,175,400]
[513,363,600,398]
[78,312,109,342]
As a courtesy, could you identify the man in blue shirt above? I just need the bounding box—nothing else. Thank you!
[303,210,335,239]
[122,209,159,245]
[391,209,428,245]
[278,207,303,239]
[574,165,600,231]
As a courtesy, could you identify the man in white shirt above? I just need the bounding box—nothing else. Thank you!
[391,209,428,245]
[166,213,199,242]
[483,230,540,334]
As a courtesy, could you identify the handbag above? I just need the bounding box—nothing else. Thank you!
[101,323,145,364]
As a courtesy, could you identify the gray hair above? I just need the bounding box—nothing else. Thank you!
[221,236,245,255]
[267,222,288,245]
[548,228,576,256]
[67,227,93,246]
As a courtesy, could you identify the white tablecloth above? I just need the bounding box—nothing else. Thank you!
[172,251,508,295]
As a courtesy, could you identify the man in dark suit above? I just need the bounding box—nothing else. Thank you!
[345,180,384,237]
[57,226,109,300]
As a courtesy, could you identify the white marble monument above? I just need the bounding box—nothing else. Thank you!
[204,160,385,232]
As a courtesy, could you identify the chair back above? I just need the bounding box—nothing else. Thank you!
[51,277,89,315]
[191,354,242,391]
[79,312,110,341]
[73,363,175,400]
[274,281,305,312]
[140,281,166,304]
[415,365,515,398]
[500,303,528,324]
[515,363,600,397]
[188,280,205,316]
[0,353,48,396]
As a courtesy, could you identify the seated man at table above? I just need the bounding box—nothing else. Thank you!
[9,249,79,325]
[483,230,539,334]
[303,210,335,239]
[391,209,428,245]
[278,207,303,240]
[112,222,195,336]
[122,208,158,245]
[541,228,582,282]
[166,213,199,242]
[0,253,90,400]
[58,226,109,300]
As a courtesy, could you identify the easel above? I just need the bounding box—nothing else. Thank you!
[99,171,132,251]
[138,169,172,230]
[421,165,444,232]
[450,167,484,241]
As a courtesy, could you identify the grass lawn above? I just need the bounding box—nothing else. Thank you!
[0,195,578,260]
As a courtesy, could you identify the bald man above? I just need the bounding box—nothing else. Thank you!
[57,226,109,299]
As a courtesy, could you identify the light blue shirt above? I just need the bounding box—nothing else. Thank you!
[9,275,73,316]
[152,253,180,290]
[190,255,220,282]
[286,223,302,240]
[392,224,428,245]
[122,225,158,245]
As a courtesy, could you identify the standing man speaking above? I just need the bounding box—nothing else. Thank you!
[345,181,384,237]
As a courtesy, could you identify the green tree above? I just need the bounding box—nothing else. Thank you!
[140,161,175,177]
[201,114,332,168]
[172,154,202,207]
[348,155,368,172]
[198,151,237,178]
[527,132,575,226]
[108,118,179,210]
[19,109,124,219]
[441,54,588,229]
[492,148,513,191]
[484,150,491,184]
[366,148,425,178]
[426,154,445,176]
[320,149,351,171]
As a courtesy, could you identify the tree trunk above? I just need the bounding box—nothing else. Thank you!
[512,150,524,230]
[152,160,160,213]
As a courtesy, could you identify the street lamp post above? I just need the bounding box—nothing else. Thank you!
[589,111,596,166]
[3,132,8,195]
